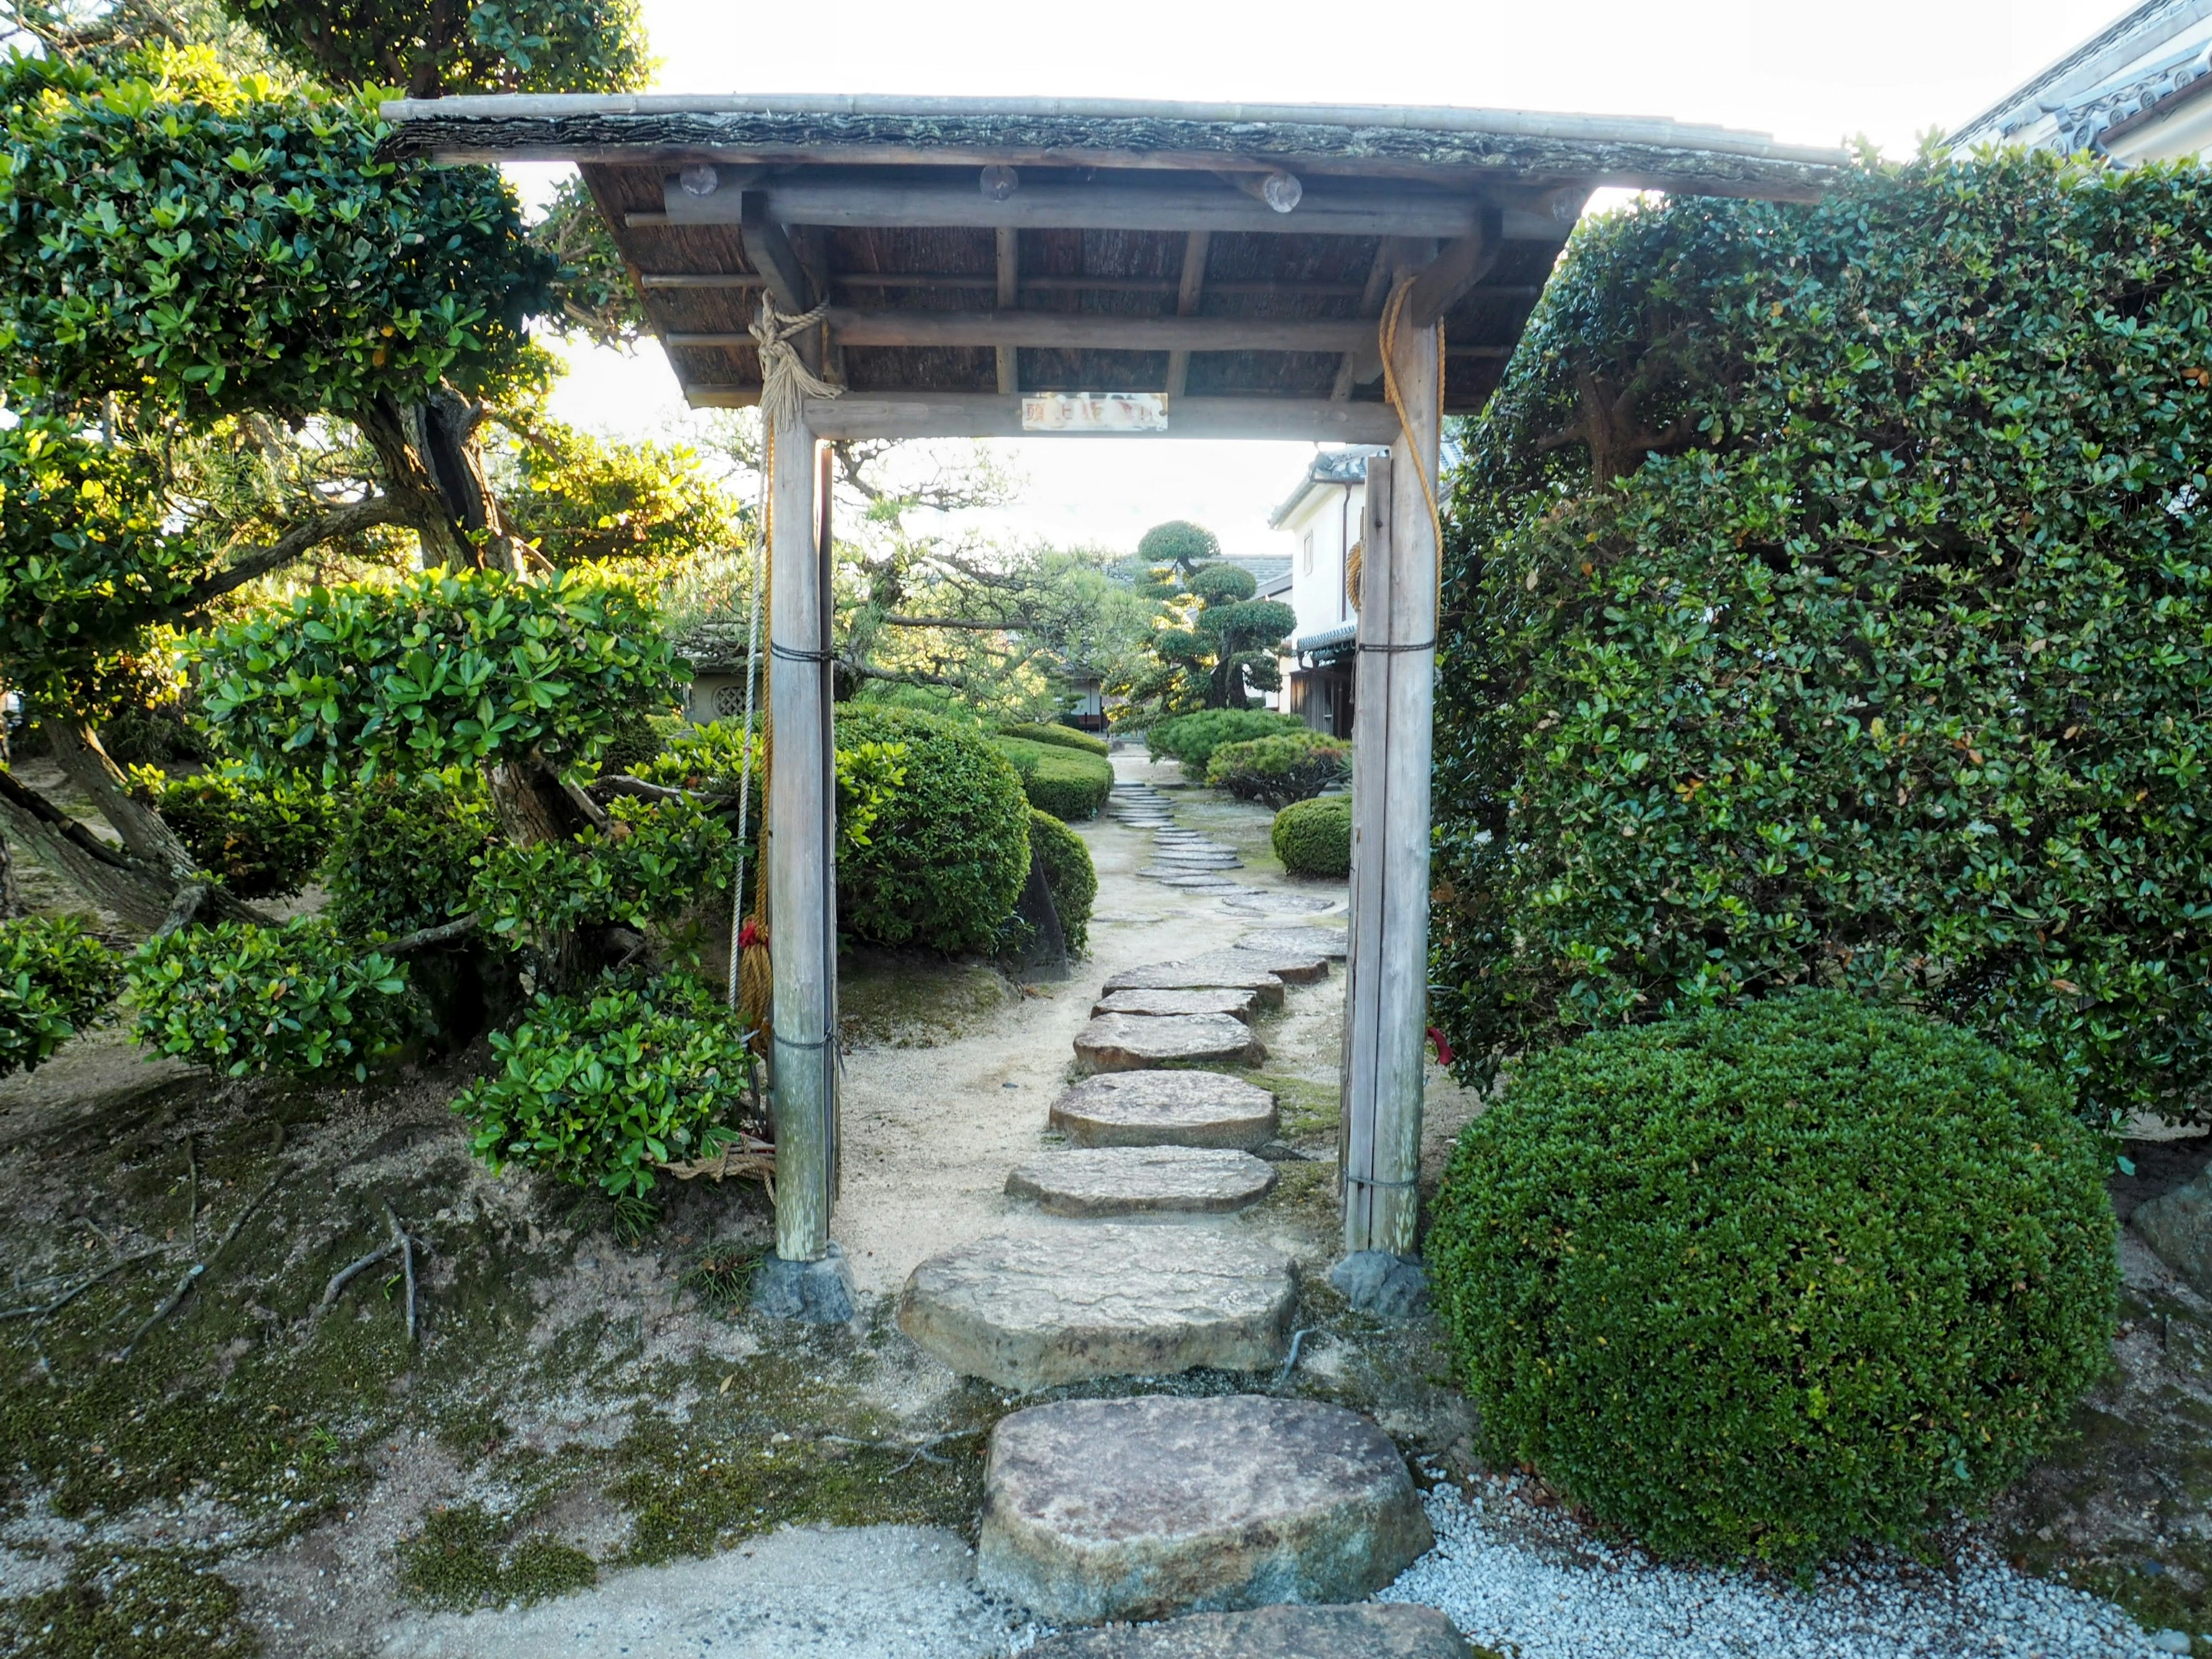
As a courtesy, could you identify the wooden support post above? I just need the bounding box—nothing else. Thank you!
[1339,310,1441,1260]
[1165,229,1210,398]
[994,226,1019,395]
[768,420,839,1264]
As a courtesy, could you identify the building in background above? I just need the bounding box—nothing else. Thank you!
[1950,0,2212,161]
[1267,448,1385,735]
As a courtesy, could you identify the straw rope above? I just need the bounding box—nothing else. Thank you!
[749,296,841,435]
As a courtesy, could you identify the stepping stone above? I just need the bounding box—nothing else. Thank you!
[1074,1012,1264,1071]
[1154,854,1243,868]
[1224,940,1331,983]
[1103,960,1286,1005]
[1005,1146,1277,1216]
[1024,1604,1474,1658]
[1222,891,1338,915]
[1156,874,1242,890]
[978,1395,1433,1624]
[1235,925,1347,960]
[1093,987,1262,1021]
[897,1229,1294,1389]
[1051,1071,1279,1149]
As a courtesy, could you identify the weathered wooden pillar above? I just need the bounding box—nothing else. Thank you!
[766,423,840,1274]
[1340,314,1441,1262]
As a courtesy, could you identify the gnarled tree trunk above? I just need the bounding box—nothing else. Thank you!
[357,388,526,575]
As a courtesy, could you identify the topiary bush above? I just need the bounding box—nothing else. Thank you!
[469,795,731,955]
[322,777,500,940]
[127,918,411,1080]
[1028,808,1097,956]
[995,736,1113,820]
[1434,154,2212,1125]
[1272,794,1352,878]
[451,974,750,1202]
[1148,707,1306,775]
[130,767,336,900]
[0,916,119,1078]
[834,706,1031,955]
[1428,991,2118,1567]
[999,721,1110,757]
[1206,730,1350,808]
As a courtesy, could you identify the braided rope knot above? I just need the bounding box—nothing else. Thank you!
[750,296,841,434]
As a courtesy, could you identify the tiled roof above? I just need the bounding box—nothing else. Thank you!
[1267,447,1388,528]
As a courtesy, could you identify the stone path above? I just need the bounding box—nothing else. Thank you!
[895,775,1419,1630]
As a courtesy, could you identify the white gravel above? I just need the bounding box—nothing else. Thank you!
[1382,1478,2165,1658]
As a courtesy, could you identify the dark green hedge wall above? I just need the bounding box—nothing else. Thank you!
[1433,153,2212,1123]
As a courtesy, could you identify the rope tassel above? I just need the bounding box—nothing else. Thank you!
[749,296,842,436]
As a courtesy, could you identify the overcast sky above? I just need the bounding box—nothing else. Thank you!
[539,0,2138,560]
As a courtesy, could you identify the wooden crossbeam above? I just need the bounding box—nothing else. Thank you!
[668,310,1369,353]
[639,272,1429,298]
[1163,230,1211,398]
[995,226,1019,395]
[1330,238,1428,401]
[738,190,813,313]
[676,389,1400,442]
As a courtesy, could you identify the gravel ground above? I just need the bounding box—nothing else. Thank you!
[1382,1479,2165,1658]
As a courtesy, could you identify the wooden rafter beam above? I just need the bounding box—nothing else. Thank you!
[668,309,1368,353]
[638,271,1515,298]
[676,389,1402,442]
[1331,237,1429,401]
[1164,229,1211,398]
[995,226,1018,395]
[738,190,814,314]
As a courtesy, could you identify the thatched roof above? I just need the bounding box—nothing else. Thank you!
[384,94,1846,438]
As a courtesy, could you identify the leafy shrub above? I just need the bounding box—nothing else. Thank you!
[1149,707,1305,774]
[0,916,120,1077]
[994,737,1113,820]
[1272,794,1352,878]
[1206,730,1349,807]
[1434,156,2212,1124]
[100,700,214,766]
[130,767,335,900]
[834,706,1031,955]
[999,721,1110,757]
[597,711,679,777]
[127,918,410,1080]
[451,974,749,1201]
[322,776,499,940]
[643,720,910,863]
[471,795,732,952]
[1428,991,2118,1567]
[1028,809,1098,956]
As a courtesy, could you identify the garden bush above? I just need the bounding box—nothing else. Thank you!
[451,974,749,1202]
[0,916,119,1077]
[130,767,335,900]
[1149,707,1305,776]
[321,777,499,940]
[994,736,1113,820]
[998,721,1110,757]
[127,918,411,1080]
[1433,154,2212,1125]
[471,795,731,953]
[1272,794,1352,878]
[1206,730,1349,807]
[835,706,1030,955]
[1028,808,1097,956]
[1428,991,2118,1567]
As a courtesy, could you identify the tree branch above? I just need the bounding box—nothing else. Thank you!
[373,914,480,959]
[879,614,1014,632]
[177,495,410,615]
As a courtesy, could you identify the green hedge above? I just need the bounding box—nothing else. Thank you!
[1272,795,1351,878]
[322,777,499,941]
[1029,808,1097,956]
[836,706,1031,955]
[1147,708,1305,775]
[995,737,1113,820]
[999,721,1110,757]
[1207,731,1349,808]
[0,916,118,1078]
[132,767,335,900]
[1434,154,2212,1123]
[1428,992,2117,1566]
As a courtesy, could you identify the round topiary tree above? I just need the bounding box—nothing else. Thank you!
[833,706,1031,955]
[1027,808,1097,956]
[1272,794,1351,877]
[1427,990,2118,1567]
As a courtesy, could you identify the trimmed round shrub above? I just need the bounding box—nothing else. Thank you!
[0,916,119,1077]
[1029,808,1097,956]
[1148,707,1305,774]
[995,736,1113,820]
[322,777,499,940]
[1189,562,1257,604]
[452,973,750,1203]
[998,721,1110,757]
[1428,991,2118,1567]
[131,767,336,900]
[835,706,1031,955]
[1207,730,1349,808]
[1272,794,1351,878]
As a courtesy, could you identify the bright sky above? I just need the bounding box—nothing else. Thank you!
[537,0,2137,559]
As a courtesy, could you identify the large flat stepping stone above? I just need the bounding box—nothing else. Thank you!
[1224,940,1331,983]
[1222,891,1338,915]
[978,1395,1433,1624]
[1094,987,1261,1021]
[1005,1146,1277,1216]
[1235,925,1347,959]
[1051,1071,1279,1149]
[1025,1604,1474,1658]
[898,1229,1294,1388]
[1074,1012,1264,1071]
[1103,960,1286,1006]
